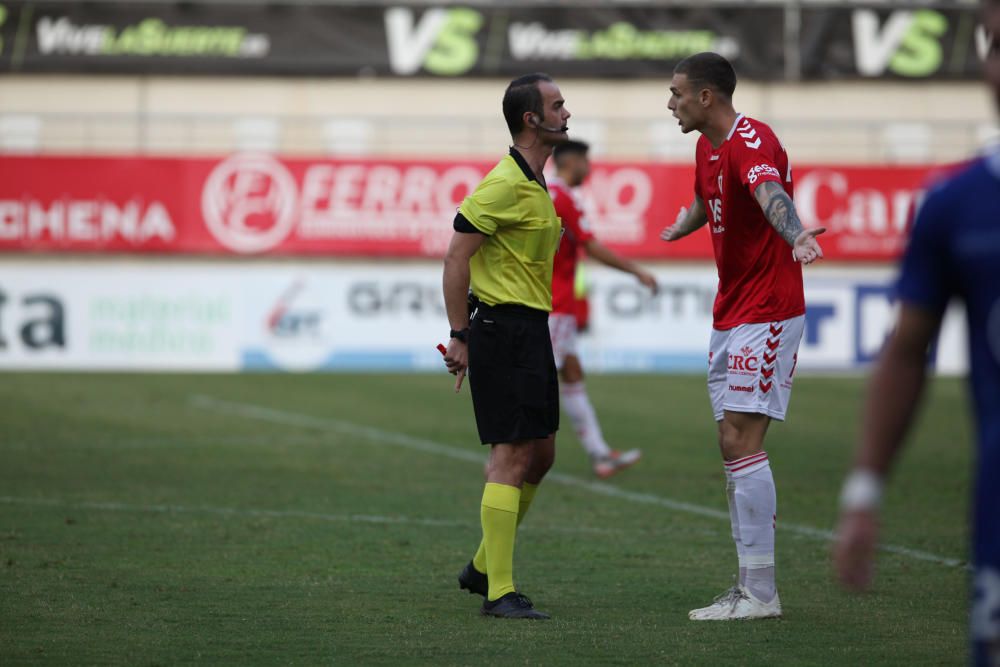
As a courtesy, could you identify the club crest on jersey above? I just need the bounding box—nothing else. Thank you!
[746,164,781,184]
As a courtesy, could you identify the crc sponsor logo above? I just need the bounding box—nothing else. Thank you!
[728,346,759,374]
[202,153,298,254]
[746,163,780,184]
[728,384,754,393]
[0,289,65,353]
[0,198,175,245]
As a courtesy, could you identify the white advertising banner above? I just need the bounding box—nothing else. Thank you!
[579,264,967,374]
[0,260,968,374]
[0,262,238,370]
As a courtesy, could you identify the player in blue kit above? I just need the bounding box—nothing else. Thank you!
[834,3,1000,663]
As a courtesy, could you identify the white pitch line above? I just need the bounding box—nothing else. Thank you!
[0,495,619,536]
[190,394,966,569]
[0,495,469,528]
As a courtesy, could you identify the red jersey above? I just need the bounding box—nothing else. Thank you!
[549,178,595,314]
[694,114,805,330]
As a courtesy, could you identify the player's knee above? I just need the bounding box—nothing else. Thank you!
[720,429,752,460]
[719,418,766,461]
[531,436,556,473]
[489,444,533,478]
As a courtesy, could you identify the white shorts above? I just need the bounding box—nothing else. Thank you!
[708,315,805,422]
[548,313,578,370]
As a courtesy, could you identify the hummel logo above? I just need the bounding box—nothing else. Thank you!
[745,138,761,149]
[741,346,753,357]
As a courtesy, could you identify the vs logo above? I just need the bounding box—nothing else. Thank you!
[853,9,992,78]
[384,7,484,76]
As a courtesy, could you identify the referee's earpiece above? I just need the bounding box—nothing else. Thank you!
[529,114,540,128]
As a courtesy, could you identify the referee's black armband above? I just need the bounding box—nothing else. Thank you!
[454,212,485,234]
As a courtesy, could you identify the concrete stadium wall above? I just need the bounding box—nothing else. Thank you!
[0,75,995,162]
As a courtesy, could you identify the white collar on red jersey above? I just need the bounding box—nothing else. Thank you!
[725,113,745,142]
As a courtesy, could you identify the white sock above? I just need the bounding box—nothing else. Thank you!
[726,452,777,603]
[724,469,747,586]
[746,566,776,604]
[560,381,611,459]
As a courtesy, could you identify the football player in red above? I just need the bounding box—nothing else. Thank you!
[660,52,825,620]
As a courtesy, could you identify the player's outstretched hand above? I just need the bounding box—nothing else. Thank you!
[832,508,879,592]
[637,270,659,295]
[793,227,826,264]
[444,339,468,393]
[660,207,688,242]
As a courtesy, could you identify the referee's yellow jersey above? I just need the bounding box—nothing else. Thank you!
[459,148,562,312]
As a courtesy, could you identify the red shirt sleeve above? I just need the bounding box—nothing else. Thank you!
[734,126,785,195]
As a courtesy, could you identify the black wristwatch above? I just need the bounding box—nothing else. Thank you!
[449,327,470,343]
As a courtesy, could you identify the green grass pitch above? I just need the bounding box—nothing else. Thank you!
[0,372,971,665]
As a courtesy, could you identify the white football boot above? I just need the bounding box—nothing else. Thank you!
[592,449,642,479]
[688,585,781,621]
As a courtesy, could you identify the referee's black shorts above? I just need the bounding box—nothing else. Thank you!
[467,298,559,445]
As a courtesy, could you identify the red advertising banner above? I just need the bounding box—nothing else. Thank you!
[0,154,934,261]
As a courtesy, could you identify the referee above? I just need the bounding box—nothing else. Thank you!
[442,73,570,620]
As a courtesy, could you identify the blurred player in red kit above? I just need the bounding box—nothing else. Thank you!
[549,139,658,478]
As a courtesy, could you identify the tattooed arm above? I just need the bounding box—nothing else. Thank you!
[753,181,826,265]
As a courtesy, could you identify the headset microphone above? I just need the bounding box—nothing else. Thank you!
[531,116,566,133]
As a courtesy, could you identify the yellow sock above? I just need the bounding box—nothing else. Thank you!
[472,482,538,574]
[480,482,520,601]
